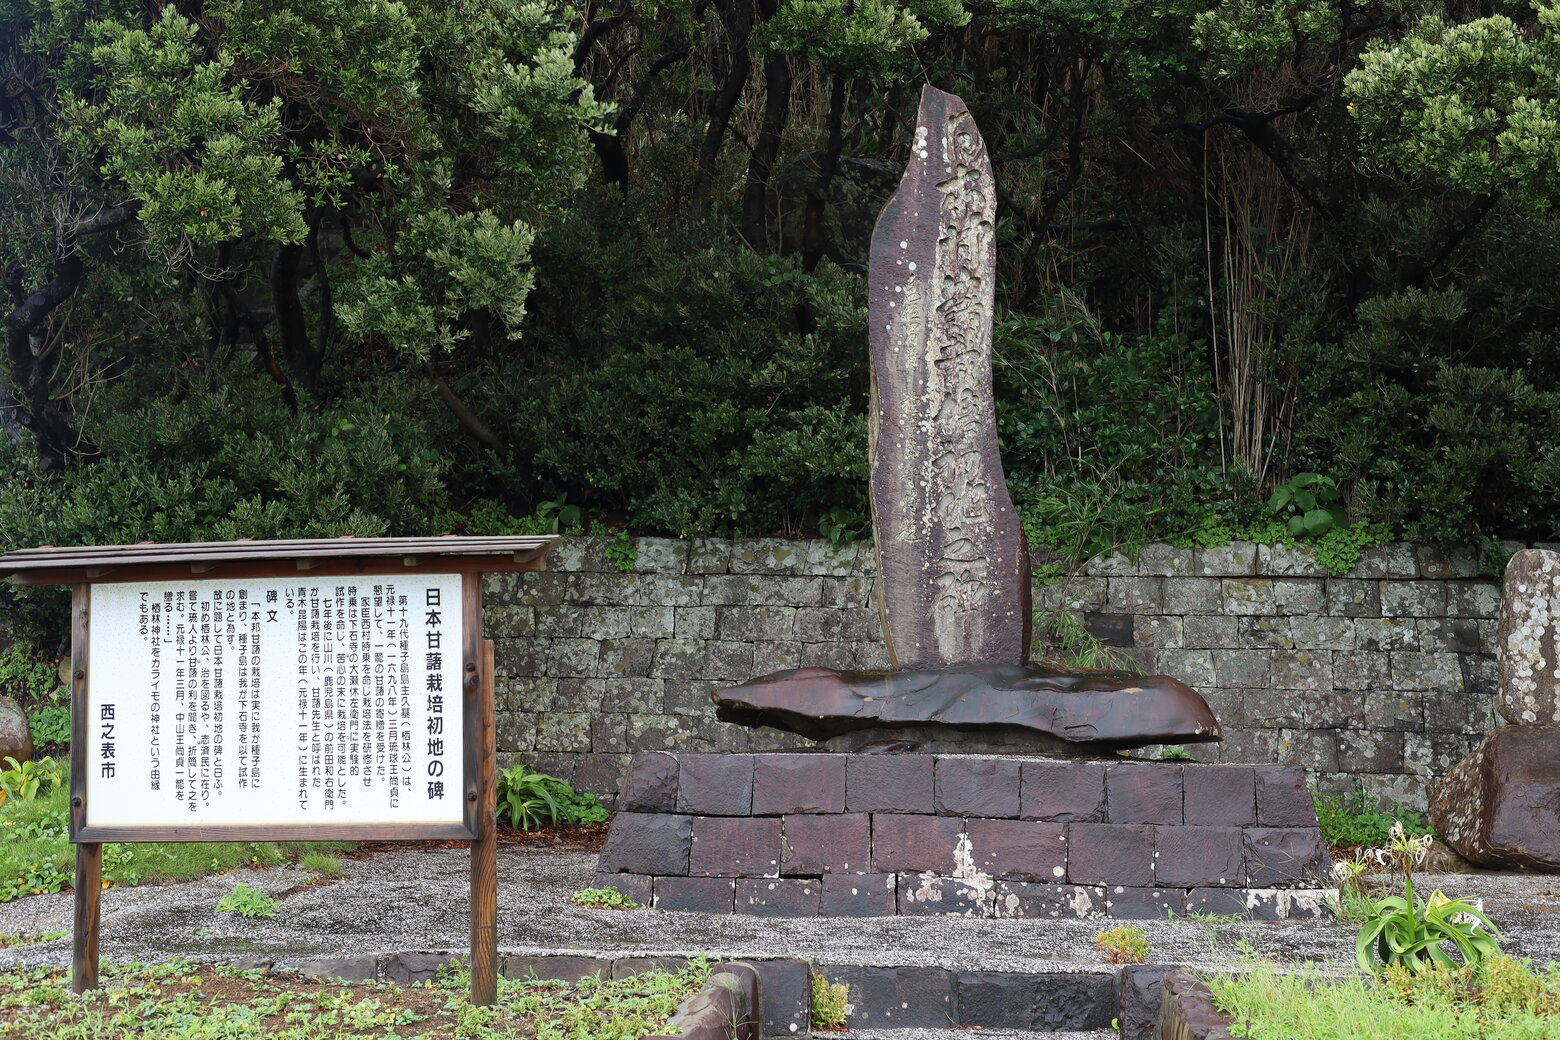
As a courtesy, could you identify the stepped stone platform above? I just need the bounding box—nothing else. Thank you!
[595,751,1333,920]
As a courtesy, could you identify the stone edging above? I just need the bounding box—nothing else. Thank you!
[1157,970,1235,1040]
[643,961,761,1040]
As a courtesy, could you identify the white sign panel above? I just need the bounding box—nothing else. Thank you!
[85,575,465,830]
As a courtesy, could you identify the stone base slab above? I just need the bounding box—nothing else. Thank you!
[596,751,1332,919]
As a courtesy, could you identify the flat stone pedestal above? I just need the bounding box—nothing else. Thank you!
[595,751,1332,920]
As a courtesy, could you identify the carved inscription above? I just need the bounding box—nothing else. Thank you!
[867,87,1029,668]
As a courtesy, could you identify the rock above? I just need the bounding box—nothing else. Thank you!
[1431,726,1560,871]
[712,663,1222,750]
[1498,549,1560,724]
[0,696,32,765]
[867,86,1031,670]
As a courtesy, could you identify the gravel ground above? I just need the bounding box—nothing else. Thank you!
[0,845,1555,980]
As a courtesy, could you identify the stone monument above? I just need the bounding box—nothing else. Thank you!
[1432,548,1560,870]
[596,87,1330,919]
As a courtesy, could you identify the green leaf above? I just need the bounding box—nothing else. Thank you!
[1303,509,1334,535]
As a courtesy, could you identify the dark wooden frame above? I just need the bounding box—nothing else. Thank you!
[0,537,553,1005]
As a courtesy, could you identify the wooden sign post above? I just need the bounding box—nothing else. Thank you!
[0,536,556,1005]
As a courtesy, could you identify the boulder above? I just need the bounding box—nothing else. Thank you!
[1498,549,1560,725]
[712,663,1223,751]
[1430,726,1560,871]
[0,696,31,764]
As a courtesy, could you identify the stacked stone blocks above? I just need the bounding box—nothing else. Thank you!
[486,535,1518,812]
[596,751,1331,920]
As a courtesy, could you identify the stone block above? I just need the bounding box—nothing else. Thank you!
[1392,651,1464,694]
[1244,828,1330,886]
[1222,578,1277,615]
[715,605,796,642]
[504,954,611,983]
[618,751,680,813]
[1273,580,1327,615]
[1498,550,1560,725]
[1447,581,1500,619]
[1155,650,1215,687]
[1268,651,1331,690]
[1020,761,1107,822]
[854,641,893,669]
[1195,541,1258,576]
[839,607,884,642]
[799,642,856,670]
[591,714,629,753]
[1213,649,1271,688]
[661,680,717,715]
[782,814,872,874]
[1139,543,1193,576]
[736,878,820,917]
[1116,966,1178,1040]
[677,754,754,816]
[966,818,1067,881]
[1289,616,1356,651]
[688,538,733,574]
[846,754,935,814]
[603,676,662,713]
[599,639,654,679]
[1183,615,1241,648]
[701,575,749,606]
[1105,764,1183,825]
[495,711,538,752]
[935,756,1021,818]
[820,873,898,917]
[1306,691,1367,730]
[897,874,992,917]
[672,607,717,640]
[1133,615,1185,649]
[1333,651,1392,690]
[654,876,735,913]
[1356,543,1419,579]
[1183,765,1257,826]
[956,972,1044,1029]
[1239,617,1294,649]
[1360,690,1424,732]
[535,712,592,752]
[293,955,379,982]
[1419,618,1486,654]
[1355,617,1419,652]
[636,574,705,608]
[1431,726,1560,870]
[384,952,460,986]
[511,572,570,607]
[1257,543,1329,577]
[1155,825,1245,887]
[872,814,964,874]
[1084,612,1135,647]
[1106,576,1164,613]
[802,541,859,576]
[1068,823,1154,886]
[1165,578,1222,614]
[1273,729,1339,772]
[486,606,536,639]
[705,640,755,680]
[690,817,782,877]
[818,965,955,1027]
[598,813,692,876]
[1381,581,1447,618]
[1416,543,1483,579]
[1255,767,1315,827]
[792,606,845,642]
[992,881,1107,919]
[752,753,846,815]
[545,639,601,679]
[1326,579,1380,617]
[592,871,653,907]
[1053,577,1108,611]
[1106,887,1186,920]
[1240,689,1305,729]
[730,539,807,575]
[1086,550,1137,576]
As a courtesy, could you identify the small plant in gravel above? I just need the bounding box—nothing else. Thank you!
[810,971,849,1031]
[569,886,638,910]
[1354,823,1501,976]
[1096,924,1151,964]
[216,881,278,919]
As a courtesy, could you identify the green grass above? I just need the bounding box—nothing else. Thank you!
[1210,958,1560,1039]
[0,778,353,900]
[0,957,712,1038]
[1313,788,1434,851]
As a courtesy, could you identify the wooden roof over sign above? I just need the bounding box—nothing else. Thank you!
[0,535,559,586]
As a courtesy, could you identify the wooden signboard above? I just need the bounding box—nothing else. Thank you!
[0,536,557,1006]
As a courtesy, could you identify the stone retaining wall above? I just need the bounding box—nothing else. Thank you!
[488,537,1512,812]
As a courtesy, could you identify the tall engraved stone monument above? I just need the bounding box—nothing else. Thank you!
[867,88,1028,669]
[596,87,1334,919]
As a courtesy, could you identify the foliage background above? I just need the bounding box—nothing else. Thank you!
[4,0,1560,648]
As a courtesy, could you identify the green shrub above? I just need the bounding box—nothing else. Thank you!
[216,881,278,919]
[500,204,869,537]
[496,762,608,831]
[569,886,638,910]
